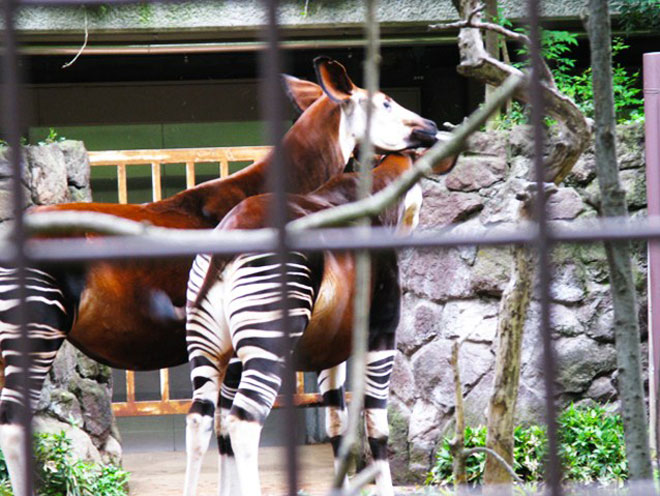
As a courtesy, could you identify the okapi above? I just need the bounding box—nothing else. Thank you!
[183,149,458,496]
[0,57,440,496]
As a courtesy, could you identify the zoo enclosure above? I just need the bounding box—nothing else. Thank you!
[2,1,660,496]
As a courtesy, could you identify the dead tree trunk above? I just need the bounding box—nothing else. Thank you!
[584,0,653,481]
[432,0,592,489]
[484,0,501,128]
[483,247,533,489]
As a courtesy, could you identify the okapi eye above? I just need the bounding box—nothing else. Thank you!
[383,100,392,110]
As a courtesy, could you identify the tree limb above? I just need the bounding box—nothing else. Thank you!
[464,447,527,489]
[437,0,591,183]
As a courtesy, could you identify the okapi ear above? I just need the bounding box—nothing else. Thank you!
[313,56,356,104]
[281,74,324,113]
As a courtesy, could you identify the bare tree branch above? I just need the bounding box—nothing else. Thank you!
[436,0,591,183]
[449,340,468,489]
[464,448,527,488]
[62,8,88,69]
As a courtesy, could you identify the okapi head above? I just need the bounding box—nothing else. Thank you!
[281,57,439,159]
[316,57,439,152]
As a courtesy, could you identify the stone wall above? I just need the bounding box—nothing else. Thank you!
[388,122,647,482]
[0,142,120,464]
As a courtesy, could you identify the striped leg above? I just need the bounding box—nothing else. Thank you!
[363,350,396,496]
[0,267,72,496]
[225,252,316,496]
[317,363,348,487]
[184,255,233,496]
[217,356,241,496]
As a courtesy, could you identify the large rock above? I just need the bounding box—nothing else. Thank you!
[555,335,617,393]
[471,247,513,296]
[440,299,499,342]
[396,293,444,354]
[400,248,473,302]
[411,339,455,409]
[33,416,102,464]
[60,140,92,202]
[25,144,69,205]
[419,181,484,227]
[445,155,507,192]
[547,187,584,220]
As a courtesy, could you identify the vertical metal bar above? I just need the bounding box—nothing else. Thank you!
[260,1,297,495]
[2,0,34,492]
[331,1,379,492]
[151,161,162,201]
[527,0,562,493]
[644,51,660,460]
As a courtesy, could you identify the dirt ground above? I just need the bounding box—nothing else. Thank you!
[123,444,423,496]
[124,444,336,496]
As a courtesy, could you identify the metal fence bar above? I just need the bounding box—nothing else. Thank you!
[1,0,35,494]
[644,52,660,457]
[2,0,655,493]
[527,0,562,492]
[18,216,660,265]
[259,0,298,495]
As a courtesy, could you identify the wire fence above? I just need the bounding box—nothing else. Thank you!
[2,0,659,495]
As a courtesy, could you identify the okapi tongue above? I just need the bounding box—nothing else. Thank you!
[148,290,186,323]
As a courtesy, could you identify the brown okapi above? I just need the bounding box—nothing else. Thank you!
[184,149,458,496]
[0,57,440,496]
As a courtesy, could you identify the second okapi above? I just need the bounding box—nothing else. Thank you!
[183,149,458,496]
[0,57,440,496]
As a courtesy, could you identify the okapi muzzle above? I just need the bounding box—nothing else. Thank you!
[409,118,439,148]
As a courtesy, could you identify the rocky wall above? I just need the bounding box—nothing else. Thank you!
[0,141,121,465]
[388,122,648,482]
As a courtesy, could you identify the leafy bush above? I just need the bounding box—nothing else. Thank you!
[427,404,627,486]
[491,22,643,128]
[614,0,660,35]
[0,431,129,496]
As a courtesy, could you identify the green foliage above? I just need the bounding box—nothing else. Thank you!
[491,23,643,128]
[614,0,660,34]
[427,404,627,487]
[558,39,644,124]
[0,431,129,496]
[37,128,67,146]
[426,425,487,486]
[558,404,627,483]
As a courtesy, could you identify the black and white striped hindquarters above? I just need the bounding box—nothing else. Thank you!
[186,253,232,413]
[224,251,317,424]
[0,267,72,423]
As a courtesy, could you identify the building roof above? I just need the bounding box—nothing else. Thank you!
[14,0,609,52]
